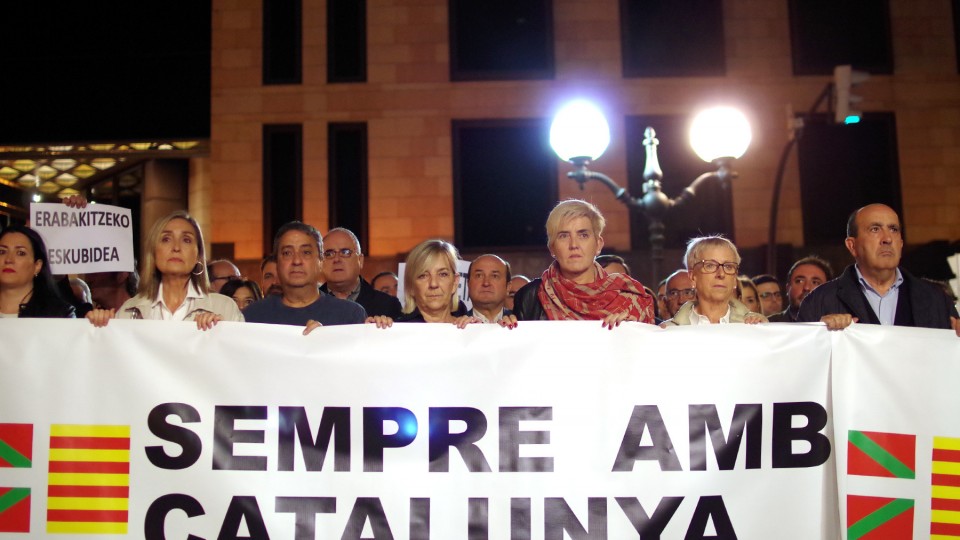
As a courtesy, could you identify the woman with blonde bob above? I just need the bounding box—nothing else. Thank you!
[513,199,655,327]
[661,235,766,326]
[85,211,243,329]
[390,239,469,324]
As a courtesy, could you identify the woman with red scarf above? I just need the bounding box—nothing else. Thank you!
[513,199,656,327]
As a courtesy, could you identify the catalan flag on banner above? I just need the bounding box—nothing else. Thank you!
[848,430,916,479]
[847,495,914,539]
[932,437,960,539]
[0,487,31,533]
[0,423,33,468]
[46,425,130,535]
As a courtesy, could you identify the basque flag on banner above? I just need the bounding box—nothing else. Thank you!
[847,495,914,539]
[0,424,32,468]
[0,424,33,533]
[848,430,916,479]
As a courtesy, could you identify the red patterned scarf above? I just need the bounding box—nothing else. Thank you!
[537,261,655,323]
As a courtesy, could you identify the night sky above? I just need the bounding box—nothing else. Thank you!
[2,2,211,145]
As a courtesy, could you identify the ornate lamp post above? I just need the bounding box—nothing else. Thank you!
[549,102,751,283]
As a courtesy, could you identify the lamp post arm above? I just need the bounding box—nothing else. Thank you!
[566,168,634,204]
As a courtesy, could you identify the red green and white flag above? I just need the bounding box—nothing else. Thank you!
[0,424,33,533]
[0,487,31,533]
[848,430,916,479]
[847,495,914,539]
[46,424,130,535]
[0,424,33,468]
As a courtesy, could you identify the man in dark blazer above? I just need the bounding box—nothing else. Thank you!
[798,204,959,336]
[320,227,402,319]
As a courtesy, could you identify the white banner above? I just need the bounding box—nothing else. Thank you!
[831,324,960,540]
[0,321,849,538]
[29,202,135,274]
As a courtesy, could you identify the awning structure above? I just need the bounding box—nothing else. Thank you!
[0,140,208,220]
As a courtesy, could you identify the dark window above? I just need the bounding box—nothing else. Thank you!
[328,0,366,82]
[625,115,734,250]
[263,0,302,84]
[453,119,557,249]
[797,113,902,245]
[620,0,725,77]
[263,124,303,254]
[788,0,893,75]
[449,0,554,81]
[328,123,369,249]
[955,0,960,73]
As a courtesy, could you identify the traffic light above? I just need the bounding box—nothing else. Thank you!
[833,65,870,124]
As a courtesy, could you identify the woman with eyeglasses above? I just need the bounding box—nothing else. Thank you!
[85,211,243,329]
[661,236,767,326]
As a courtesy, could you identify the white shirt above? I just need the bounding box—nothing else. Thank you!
[472,308,505,324]
[149,282,205,321]
[689,305,731,325]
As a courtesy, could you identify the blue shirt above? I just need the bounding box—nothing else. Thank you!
[854,265,904,325]
[243,293,367,327]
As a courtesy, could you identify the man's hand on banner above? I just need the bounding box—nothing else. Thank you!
[303,319,323,335]
[820,313,858,330]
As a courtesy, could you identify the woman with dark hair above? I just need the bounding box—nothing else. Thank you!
[220,279,263,311]
[0,225,75,318]
[85,210,242,329]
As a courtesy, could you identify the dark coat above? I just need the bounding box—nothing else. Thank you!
[396,300,469,322]
[797,265,958,329]
[320,278,402,319]
[19,295,76,318]
[513,278,546,321]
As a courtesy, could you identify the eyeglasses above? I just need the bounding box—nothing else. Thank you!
[211,275,240,283]
[694,260,739,275]
[666,288,696,299]
[758,291,782,300]
[322,248,358,259]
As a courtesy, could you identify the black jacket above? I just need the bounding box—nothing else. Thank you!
[513,278,546,321]
[19,295,76,318]
[320,279,402,319]
[797,265,958,329]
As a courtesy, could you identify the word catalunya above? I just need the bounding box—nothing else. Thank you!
[143,402,830,539]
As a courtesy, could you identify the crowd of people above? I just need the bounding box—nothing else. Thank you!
[2,198,958,336]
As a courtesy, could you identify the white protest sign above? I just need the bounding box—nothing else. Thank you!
[30,202,135,274]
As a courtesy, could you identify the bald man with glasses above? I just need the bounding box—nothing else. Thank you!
[319,227,402,319]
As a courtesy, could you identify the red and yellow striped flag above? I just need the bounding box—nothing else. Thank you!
[46,425,130,535]
[932,436,960,539]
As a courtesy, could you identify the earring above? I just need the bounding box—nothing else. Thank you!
[192,262,204,276]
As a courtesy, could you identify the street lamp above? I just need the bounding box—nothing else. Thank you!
[549,102,751,283]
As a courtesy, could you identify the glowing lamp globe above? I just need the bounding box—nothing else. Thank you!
[549,100,611,163]
[689,107,752,163]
